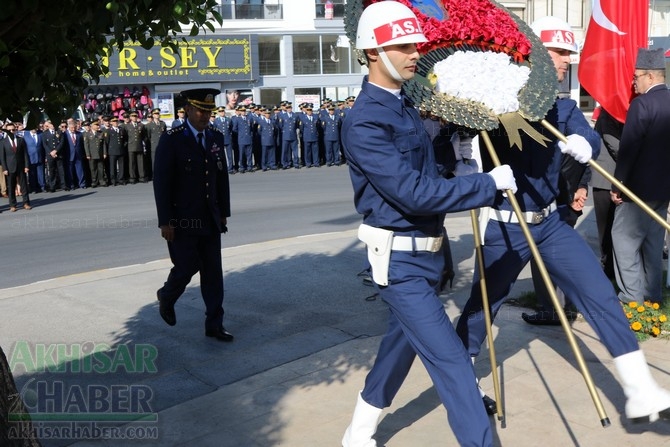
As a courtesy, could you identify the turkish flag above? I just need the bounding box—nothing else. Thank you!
[578,0,648,123]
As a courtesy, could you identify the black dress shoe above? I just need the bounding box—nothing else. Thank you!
[156,289,176,326]
[205,327,234,342]
[482,395,497,415]
[522,308,576,326]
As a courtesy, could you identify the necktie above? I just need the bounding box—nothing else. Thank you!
[197,132,204,151]
[308,116,312,122]
[71,133,76,144]
[10,137,16,152]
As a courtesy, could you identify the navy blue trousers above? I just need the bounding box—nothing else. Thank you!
[456,211,638,358]
[361,248,492,447]
[162,231,224,331]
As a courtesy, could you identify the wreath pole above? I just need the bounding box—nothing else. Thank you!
[541,119,670,233]
[469,208,504,421]
[480,130,611,427]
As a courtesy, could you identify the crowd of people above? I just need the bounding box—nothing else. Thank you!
[0,96,356,213]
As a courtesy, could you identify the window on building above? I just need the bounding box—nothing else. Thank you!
[259,88,283,106]
[220,0,283,20]
[259,36,281,75]
[315,0,345,19]
[322,35,349,74]
[293,36,321,75]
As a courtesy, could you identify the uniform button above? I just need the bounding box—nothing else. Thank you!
[205,171,208,175]
[205,183,209,187]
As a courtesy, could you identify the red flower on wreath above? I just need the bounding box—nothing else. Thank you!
[365,0,532,62]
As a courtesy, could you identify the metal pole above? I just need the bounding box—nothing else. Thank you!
[469,207,503,421]
[541,119,670,233]
[480,130,610,427]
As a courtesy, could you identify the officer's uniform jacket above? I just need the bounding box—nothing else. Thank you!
[231,114,253,146]
[125,122,145,153]
[104,126,127,156]
[84,130,106,159]
[481,97,600,213]
[322,113,340,141]
[153,125,230,235]
[278,112,298,142]
[342,76,497,236]
[146,120,167,153]
[256,117,276,147]
[298,113,319,143]
[212,115,233,146]
[42,129,64,159]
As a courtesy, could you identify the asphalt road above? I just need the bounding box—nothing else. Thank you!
[0,166,360,289]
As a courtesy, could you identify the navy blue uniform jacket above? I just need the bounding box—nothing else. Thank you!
[153,125,231,234]
[341,76,498,236]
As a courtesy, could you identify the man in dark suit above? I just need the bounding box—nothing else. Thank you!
[42,120,68,192]
[0,122,31,211]
[611,47,670,304]
[153,88,233,343]
[104,117,127,186]
[64,119,87,189]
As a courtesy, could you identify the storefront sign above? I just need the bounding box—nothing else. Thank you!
[99,35,258,84]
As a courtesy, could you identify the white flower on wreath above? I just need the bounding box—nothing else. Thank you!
[431,50,530,115]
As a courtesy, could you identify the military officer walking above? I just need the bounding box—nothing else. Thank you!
[153,88,233,343]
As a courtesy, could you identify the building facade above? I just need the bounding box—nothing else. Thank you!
[92,0,670,123]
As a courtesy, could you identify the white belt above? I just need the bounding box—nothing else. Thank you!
[392,235,443,252]
[489,202,557,225]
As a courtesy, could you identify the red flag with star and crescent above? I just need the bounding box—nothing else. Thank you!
[578,0,649,124]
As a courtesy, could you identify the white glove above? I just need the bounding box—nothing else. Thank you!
[453,159,479,176]
[487,165,517,193]
[558,134,592,164]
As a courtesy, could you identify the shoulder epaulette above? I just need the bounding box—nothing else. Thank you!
[166,126,186,136]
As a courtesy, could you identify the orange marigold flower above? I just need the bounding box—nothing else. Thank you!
[637,306,646,313]
[626,312,633,319]
[652,327,661,336]
[631,321,643,331]
[629,302,638,308]
[660,315,668,323]
[646,317,652,322]
[652,303,660,310]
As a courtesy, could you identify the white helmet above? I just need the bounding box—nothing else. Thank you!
[530,16,578,53]
[356,1,428,50]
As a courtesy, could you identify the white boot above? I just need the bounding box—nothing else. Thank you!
[613,350,670,422]
[342,392,382,447]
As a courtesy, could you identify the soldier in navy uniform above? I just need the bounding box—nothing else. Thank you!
[322,104,341,166]
[256,108,277,170]
[171,107,186,128]
[278,103,299,169]
[298,104,320,167]
[104,117,127,186]
[153,88,233,343]
[231,105,254,173]
[212,106,235,174]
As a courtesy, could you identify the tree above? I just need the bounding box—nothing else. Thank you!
[0,0,222,125]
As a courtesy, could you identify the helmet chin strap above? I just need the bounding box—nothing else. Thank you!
[377,47,406,83]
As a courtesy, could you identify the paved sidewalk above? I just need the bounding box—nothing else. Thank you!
[2,209,670,446]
